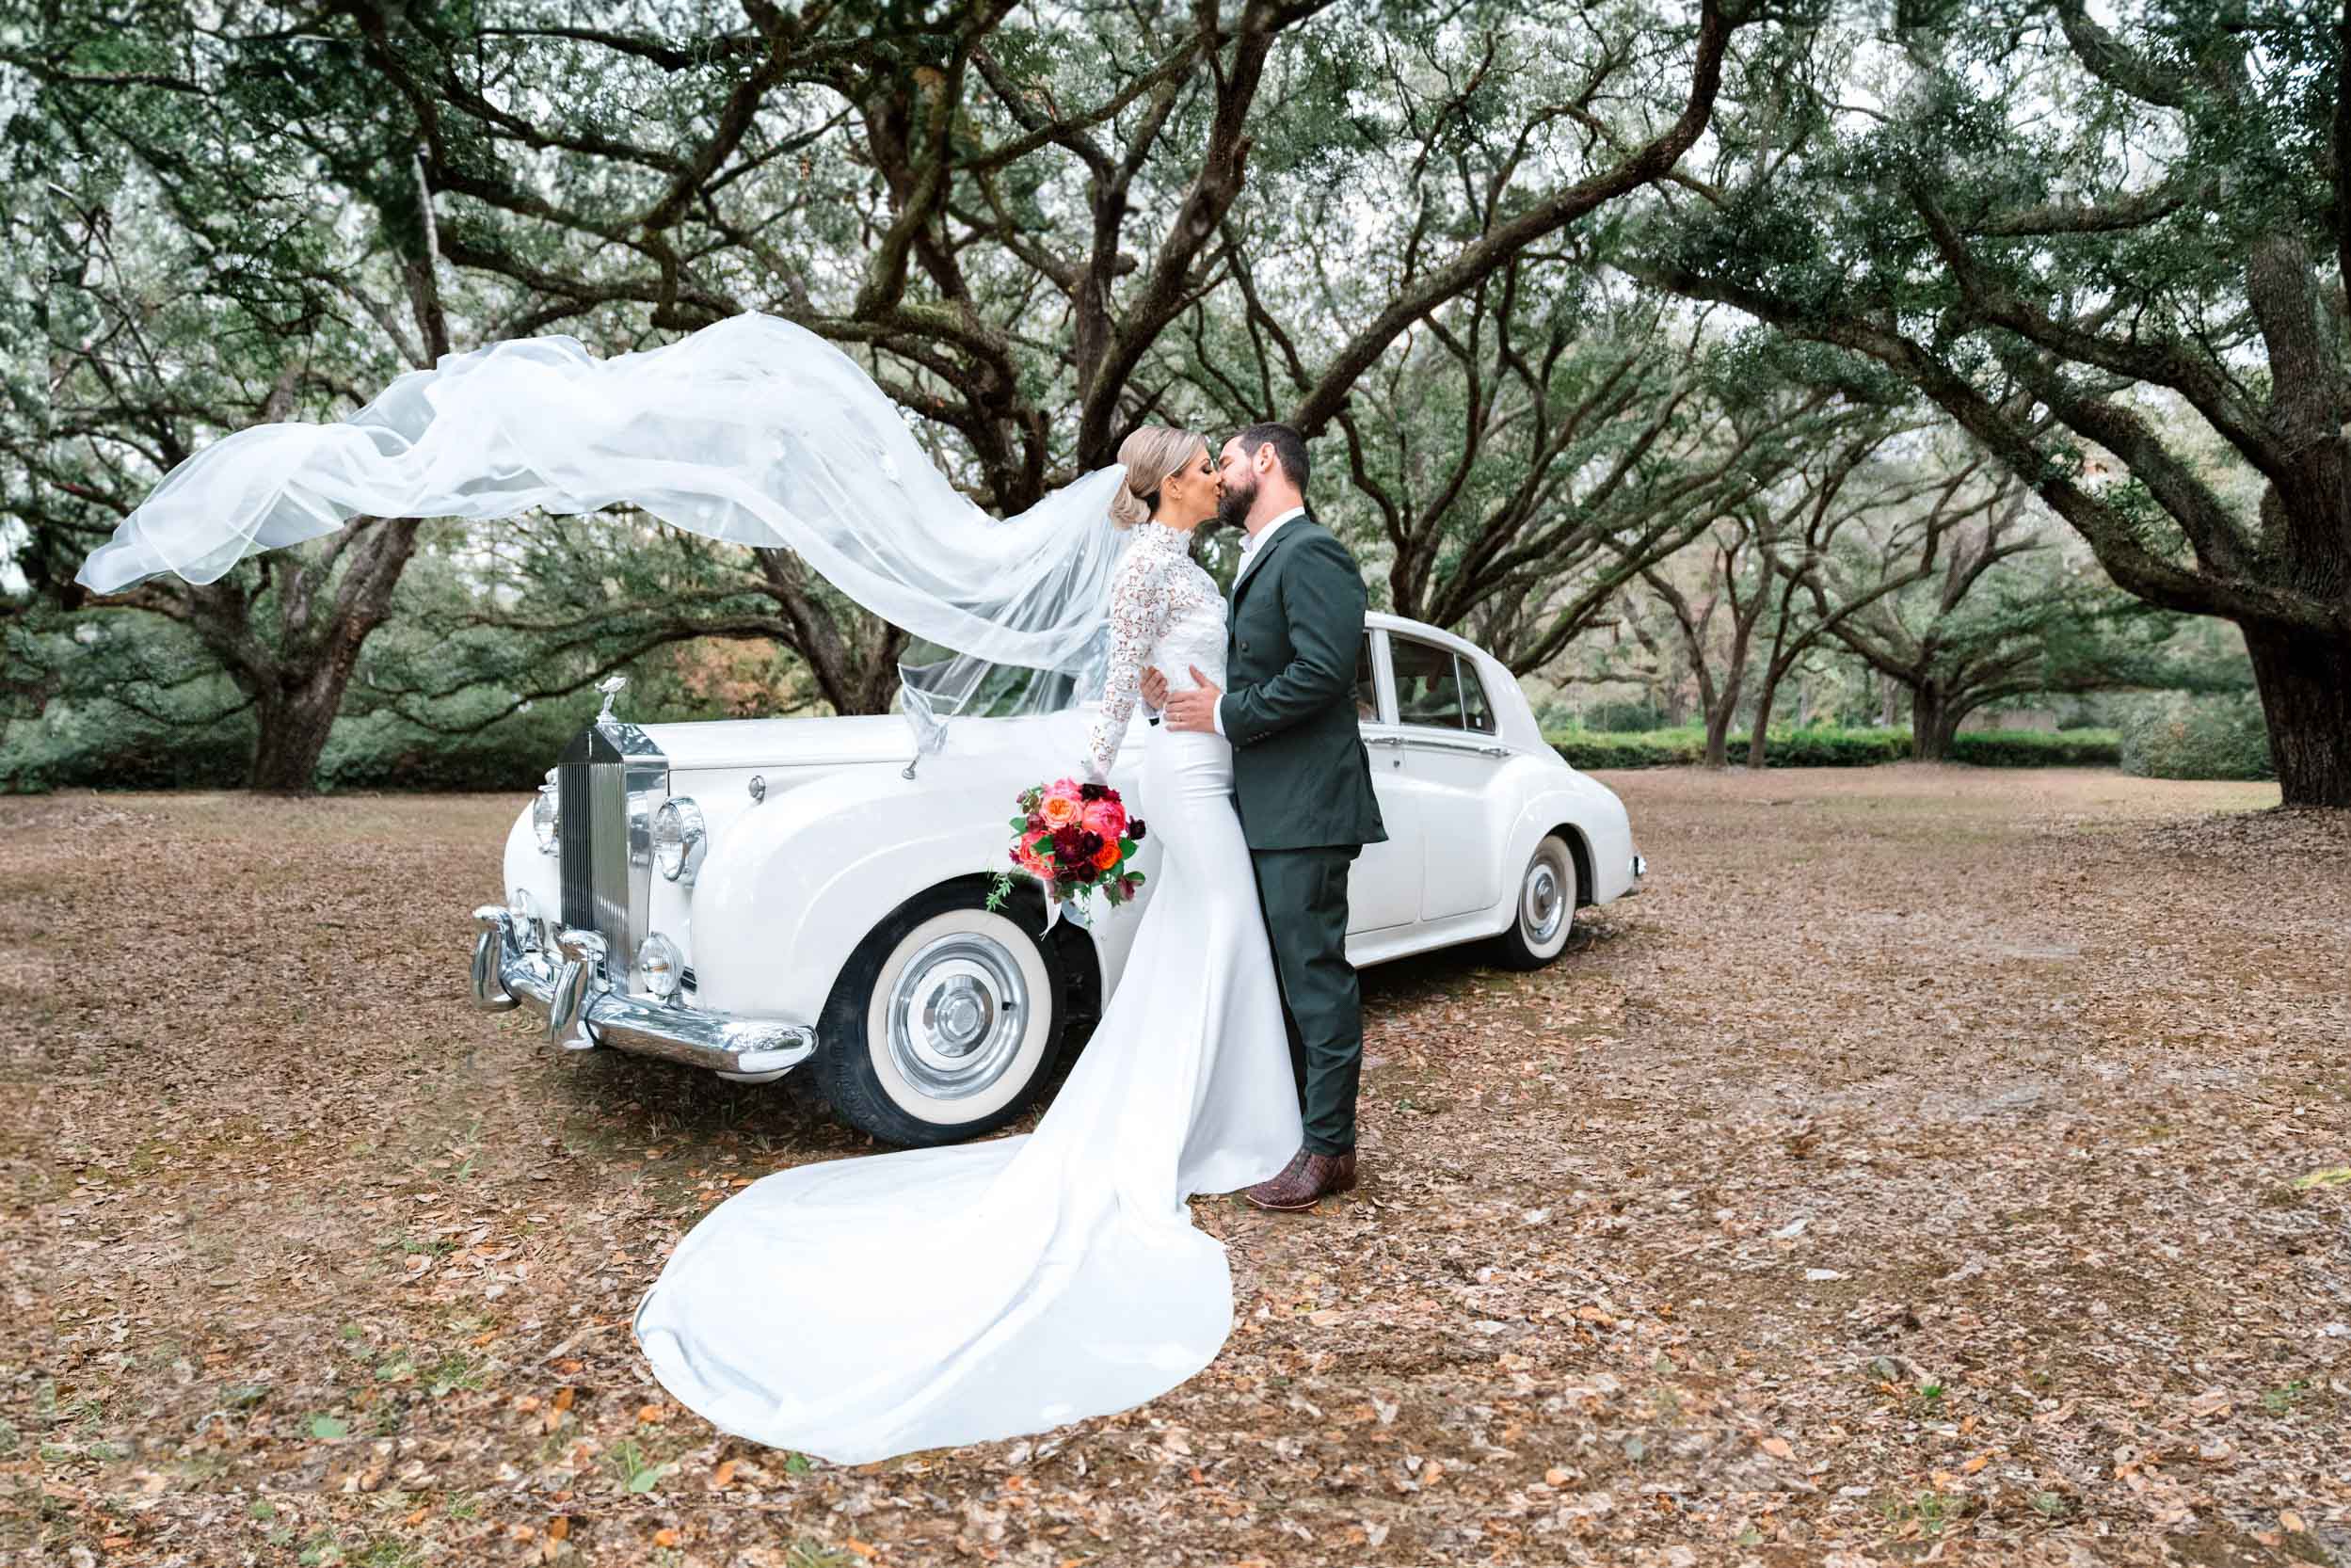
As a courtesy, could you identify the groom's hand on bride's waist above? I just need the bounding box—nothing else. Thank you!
[1163,666,1223,733]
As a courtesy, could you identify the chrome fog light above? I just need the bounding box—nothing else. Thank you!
[652,797,706,883]
[636,933,683,999]
[533,786,560,855]
[507,887,543,950]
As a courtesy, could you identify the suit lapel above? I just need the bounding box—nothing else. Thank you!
[1230,513,1310,612]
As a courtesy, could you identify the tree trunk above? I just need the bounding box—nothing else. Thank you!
[1703,708,1734,769]
[1910,682,1957,761]
[244,518,421,792]
[2242,622,2351,807]
[248,681,345,792]
[1746,672,1783,768]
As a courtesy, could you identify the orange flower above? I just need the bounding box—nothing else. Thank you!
[1092,838,1123,871]
[1039,793,1083,828]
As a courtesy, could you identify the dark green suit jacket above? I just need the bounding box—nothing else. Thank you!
[1216,515,1388,852]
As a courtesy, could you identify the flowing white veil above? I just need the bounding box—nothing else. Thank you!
[72,312,1135,754]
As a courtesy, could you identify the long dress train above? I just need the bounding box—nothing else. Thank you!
[631,520,1299,1463]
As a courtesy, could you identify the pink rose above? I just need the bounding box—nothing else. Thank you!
[1081,798,1127,839]
[1039,780,1083,828]
[1016,831,1055,877]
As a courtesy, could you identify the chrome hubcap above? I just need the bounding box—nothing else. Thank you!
[887,933,1030,1099]
[1522,857,1565,943]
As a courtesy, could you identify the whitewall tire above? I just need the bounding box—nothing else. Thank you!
[1489,833,1576,971]
[812,884,1069,1146]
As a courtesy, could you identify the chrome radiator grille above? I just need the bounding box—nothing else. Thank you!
[554,718,667,974]
[557,758,597,934]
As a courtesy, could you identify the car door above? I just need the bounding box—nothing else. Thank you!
[1384,634,1511,920]
[1345,631,1424,934]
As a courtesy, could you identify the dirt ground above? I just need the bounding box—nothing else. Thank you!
[5,766,2346,1568]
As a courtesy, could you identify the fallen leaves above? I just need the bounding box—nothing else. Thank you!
[9,774,2344,1565]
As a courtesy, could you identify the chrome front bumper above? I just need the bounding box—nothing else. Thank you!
[470,907,817,1078]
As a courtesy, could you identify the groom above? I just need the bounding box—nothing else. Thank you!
[1144,423,1386,1211]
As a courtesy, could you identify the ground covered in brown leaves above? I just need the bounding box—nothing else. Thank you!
[6,767,2346,1568]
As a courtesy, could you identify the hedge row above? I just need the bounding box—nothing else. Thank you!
[0,702,599,794]
[1947,729,2126,768]
[5,712,2151,792]
[2118,693,2274,781]
[1546,726,2123,770]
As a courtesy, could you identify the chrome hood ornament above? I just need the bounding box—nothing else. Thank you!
[595,674,628,725]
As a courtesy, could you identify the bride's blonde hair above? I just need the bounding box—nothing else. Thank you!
[1110,425,1205,529]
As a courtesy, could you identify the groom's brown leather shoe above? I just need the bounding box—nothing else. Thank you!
[1244,1149,1357,1211]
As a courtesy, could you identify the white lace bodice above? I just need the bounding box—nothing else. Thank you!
[1083,521,1226,780]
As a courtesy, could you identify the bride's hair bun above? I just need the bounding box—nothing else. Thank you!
[1111,425,1204,530]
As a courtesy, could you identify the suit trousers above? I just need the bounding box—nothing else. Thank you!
[1249,844,1365,1156]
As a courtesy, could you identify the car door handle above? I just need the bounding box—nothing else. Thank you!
[1478,744,1511,758]
[1367,734,1403,748]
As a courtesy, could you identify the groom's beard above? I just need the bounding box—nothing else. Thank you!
[1216,476,1256,533]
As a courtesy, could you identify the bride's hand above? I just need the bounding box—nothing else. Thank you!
[1139,665,1169,708]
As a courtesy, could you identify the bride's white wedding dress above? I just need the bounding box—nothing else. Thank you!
[632,519,1302,1464]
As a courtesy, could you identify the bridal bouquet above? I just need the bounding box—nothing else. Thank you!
[986,778,1146,927]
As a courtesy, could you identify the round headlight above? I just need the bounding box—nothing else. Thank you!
[652,797,706,883]
[636,933,682,999]
[532,787,559,855]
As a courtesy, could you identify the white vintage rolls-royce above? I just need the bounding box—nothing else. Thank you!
[472,612,1644,1145]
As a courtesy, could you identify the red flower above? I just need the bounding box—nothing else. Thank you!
[1128,818,1146,842]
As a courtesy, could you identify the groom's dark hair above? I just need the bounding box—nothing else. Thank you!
[1237,422,1309,495]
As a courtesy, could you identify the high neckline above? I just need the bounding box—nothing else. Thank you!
[1133,520,1189,552]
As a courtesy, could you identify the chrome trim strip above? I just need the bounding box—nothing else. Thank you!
[622,762,662,960]
[1394,733,1512,758]
[472,910,816,1077]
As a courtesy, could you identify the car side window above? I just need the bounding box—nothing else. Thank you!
[1459,657,1496,734]
[1354,634,1380,723]
[1390,636,1466,729]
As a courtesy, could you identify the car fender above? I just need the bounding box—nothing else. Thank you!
[1495,758,1636,908]
[686,760,1160,1024]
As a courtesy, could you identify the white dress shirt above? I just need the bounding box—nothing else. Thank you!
[1210,506,1305,738]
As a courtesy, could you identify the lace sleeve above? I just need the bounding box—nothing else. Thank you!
[1083,551,1172,781]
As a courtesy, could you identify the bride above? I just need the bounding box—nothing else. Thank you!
[69,316,1304,1464]
[632,424,1302,1463]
